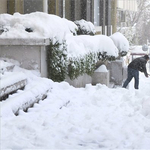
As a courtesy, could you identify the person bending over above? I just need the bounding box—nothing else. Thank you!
[123,55,149,89]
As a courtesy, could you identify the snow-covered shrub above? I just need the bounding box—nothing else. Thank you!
[48,34,118,81]
[74,19,96,35]
[110,32,129,57]
[0,12,78,39]
[47,41,97,80]
[47,40,68,82]
[65,34,118,79]
[0,12,120,81]
[68,52,97,79]
[68,51,116,80]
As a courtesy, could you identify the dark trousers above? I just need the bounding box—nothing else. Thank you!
[123,67,139,89]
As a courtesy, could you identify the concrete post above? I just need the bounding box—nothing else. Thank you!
[111,0,117,34]
[0,0,7,14]
[24,0,43,13]
[15,0,24,14]
[86,0,94,23]
[74,0,81,20]
[65,0,71,20]
[99,0,105,35]
[81,0,87,20]
[86,0,91,21]
[106,0,112,36]
[48,0,56,14]
[55,0,63,17]
[7,0,15,14]
[43,0,48,13]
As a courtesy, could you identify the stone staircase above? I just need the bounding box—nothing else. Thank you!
[0,60,27,101]
[0,60,51,117]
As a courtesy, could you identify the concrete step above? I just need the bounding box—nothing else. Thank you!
[1,78,52,117]
[0,72,27,101]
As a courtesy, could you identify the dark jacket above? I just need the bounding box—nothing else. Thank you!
[128,56,148,77]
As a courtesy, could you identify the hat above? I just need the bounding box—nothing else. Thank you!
[144,55,149,60]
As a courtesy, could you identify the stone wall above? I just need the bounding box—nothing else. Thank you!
[0,38,50,77]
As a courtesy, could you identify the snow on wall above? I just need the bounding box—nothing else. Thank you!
[66,34,119,58]
[0,12,129,59]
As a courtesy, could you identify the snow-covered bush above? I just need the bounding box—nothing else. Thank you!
[0,12,123,81]
[47,34,118,81]
[0,12,78,40]
[65,34,118,79]
[47,40,68,82]
[74,19,96,35]
[110,32,129,57]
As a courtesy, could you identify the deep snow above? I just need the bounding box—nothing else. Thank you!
[0,11,150,150]
[1,59,150,149]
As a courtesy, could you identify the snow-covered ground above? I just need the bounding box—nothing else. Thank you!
[1,59,150,149]
[0,11,150,150]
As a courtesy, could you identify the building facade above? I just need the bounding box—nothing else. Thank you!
[117,0,138,27]
[0,0,118,35]
[118,0,137,11]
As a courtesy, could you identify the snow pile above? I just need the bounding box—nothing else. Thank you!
[66,34,118,58]
[1,77,52,118]
[0,59,14,74]
[1,59,150,149]
[110,32,129,54]
[74,19,96,35]
[0,12,77,42]
[95,64,108,72]
[0,72,26,89]
[0,59,13,69]
[129,45,148,54]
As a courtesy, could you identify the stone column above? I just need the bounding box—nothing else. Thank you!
[111,0,117,34]
[106,0,112,36]
[43,0,48,13]
[74,0,81,20]
[65,0,71,20]
[55,0,63,17]
[48,0,56,14]
[59,0,63,17]
[15,0,24,14]
[99,0,105,35]
[86,0,94,22]
[0,0,7,14]
[24,0,43,13]
[91,0,94,23]
[7,0,15,14]
[70,0,75,21]
[86,0,91,21]
[80,0,87,20]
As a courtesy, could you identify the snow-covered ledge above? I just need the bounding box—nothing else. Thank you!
[0,38,50,77]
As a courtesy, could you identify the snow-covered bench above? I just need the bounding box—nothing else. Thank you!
[0,72,27,101]
[1,78,52,117]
